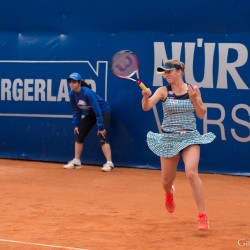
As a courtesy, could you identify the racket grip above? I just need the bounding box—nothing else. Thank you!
[137,80,148,91]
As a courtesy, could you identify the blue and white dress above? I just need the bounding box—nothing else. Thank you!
[147,85,216,158]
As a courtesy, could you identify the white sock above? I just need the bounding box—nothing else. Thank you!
[73,158,81,164]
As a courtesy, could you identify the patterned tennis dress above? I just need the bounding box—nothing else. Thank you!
[147,85,216,158]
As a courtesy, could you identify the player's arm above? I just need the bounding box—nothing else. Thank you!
[141,86,166,111]
[188,85,207,119]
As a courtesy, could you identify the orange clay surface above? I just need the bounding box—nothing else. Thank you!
[0,159,249,250]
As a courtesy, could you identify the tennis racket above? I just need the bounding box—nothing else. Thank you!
[111,50,147,91]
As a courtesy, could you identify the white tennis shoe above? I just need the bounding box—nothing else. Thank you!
[63,159,82,169]
[101,161,114,172]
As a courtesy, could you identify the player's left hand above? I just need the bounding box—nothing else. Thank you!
[188,85,199,101]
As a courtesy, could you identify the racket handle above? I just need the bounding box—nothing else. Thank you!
[137,80,148,91]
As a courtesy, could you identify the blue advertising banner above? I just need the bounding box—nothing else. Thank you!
[0,0,249,175]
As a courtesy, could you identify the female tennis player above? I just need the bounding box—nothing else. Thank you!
[64,72,114,172]
[141,59,215,230]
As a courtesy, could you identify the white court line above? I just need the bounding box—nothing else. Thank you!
[0,239,89,250]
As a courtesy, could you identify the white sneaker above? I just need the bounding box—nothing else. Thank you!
[63,159,82,169]
[101,162,114,172]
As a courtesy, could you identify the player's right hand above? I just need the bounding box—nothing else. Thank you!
[142,88,152,97]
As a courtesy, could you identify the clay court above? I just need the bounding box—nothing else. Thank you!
[0,159,249,250]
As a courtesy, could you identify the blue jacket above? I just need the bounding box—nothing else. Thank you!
[69,87,111,131]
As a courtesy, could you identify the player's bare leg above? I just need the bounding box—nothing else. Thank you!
[182,145,209,230]
[161,155,179,213]
[182,145,205,211]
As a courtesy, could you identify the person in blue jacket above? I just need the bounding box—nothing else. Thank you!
[64,72,114,172]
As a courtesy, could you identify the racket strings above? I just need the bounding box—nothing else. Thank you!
[112,53,138,77]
